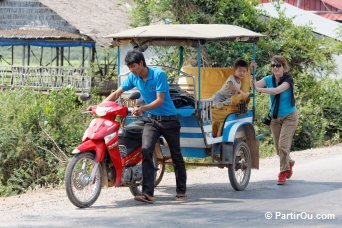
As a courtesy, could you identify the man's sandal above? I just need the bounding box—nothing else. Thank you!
[134,193,154,204]
[175,194,187,201]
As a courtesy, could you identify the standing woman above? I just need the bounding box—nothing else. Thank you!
[254,55,298,185]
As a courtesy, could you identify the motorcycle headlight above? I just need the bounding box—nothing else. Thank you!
[95,106,112,116]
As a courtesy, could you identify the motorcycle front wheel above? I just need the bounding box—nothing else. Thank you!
[65,152,102,208]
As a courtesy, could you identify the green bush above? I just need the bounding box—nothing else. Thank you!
[293,77,342,149]
[0,88,96,196]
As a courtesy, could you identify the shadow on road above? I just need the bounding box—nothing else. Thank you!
[156,179,342,200]
[88,179,342,210]
[67,180,342,227]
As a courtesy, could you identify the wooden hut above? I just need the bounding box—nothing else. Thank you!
[0,0,131,92]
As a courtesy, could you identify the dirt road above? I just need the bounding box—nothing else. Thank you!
[1,144,341,227]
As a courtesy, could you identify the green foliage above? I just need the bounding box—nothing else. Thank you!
[129,0,174,27]
[90,46,119,96]
[293,77,342,149]
[256,13,338,78]
[0,88,97,196]
[148,46,183,83]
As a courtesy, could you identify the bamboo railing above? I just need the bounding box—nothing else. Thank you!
[0,65,91,92]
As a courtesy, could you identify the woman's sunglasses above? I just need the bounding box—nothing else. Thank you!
[271,63,282,68]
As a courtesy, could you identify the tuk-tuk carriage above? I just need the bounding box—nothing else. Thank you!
[107,24,265,191]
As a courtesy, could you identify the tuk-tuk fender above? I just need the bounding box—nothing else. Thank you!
[222,121,252,142]
[222,122,259,169]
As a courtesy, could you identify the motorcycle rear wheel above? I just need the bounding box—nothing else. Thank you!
[65,152,102,208]
[129,146,166,196]
[153,151,165,187]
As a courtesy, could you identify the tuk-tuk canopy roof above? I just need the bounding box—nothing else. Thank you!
[106,24,265,47]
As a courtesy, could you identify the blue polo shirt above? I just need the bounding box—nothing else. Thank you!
[263,75,296,117]
[121,67,177,116]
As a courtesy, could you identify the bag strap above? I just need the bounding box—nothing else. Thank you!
[271,75,281,119]
[268,95,276,118]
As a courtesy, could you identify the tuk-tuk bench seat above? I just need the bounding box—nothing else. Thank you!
[180,66,251,136]
[179,66,251,99]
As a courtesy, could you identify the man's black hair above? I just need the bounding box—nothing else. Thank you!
[125,50,147,67]
[234,58,248,69]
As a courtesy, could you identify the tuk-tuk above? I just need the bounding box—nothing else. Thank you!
[107,24,265,191]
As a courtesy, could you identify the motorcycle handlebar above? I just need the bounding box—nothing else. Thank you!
[83,103,141,117]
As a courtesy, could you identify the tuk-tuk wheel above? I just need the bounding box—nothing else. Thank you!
[228,140,251,191]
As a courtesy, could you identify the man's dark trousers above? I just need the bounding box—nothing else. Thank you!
[141,117,187,197]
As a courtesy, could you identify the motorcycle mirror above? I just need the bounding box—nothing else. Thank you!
[128,92,141,100]
[79,93,91,102]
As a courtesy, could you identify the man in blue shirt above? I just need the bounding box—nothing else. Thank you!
[102,50,187,203]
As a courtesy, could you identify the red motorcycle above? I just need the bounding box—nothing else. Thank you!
[64,93,165,208]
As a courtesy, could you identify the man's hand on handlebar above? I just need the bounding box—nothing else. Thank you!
[87,105,96,112]
[132,106,144,116]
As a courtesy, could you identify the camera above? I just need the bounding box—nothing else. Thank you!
[261,114,272,126]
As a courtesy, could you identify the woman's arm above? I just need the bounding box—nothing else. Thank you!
[254,78,266,88]
[256,82,290,95]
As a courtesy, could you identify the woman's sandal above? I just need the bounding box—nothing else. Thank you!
[175,194,187,201]
[134,193,155,204]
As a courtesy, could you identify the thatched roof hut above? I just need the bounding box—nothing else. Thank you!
[0,0,131,45]
[38,0,132,45]
[0,0,132,92]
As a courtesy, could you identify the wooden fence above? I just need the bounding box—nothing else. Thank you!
[0,65,91,92]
